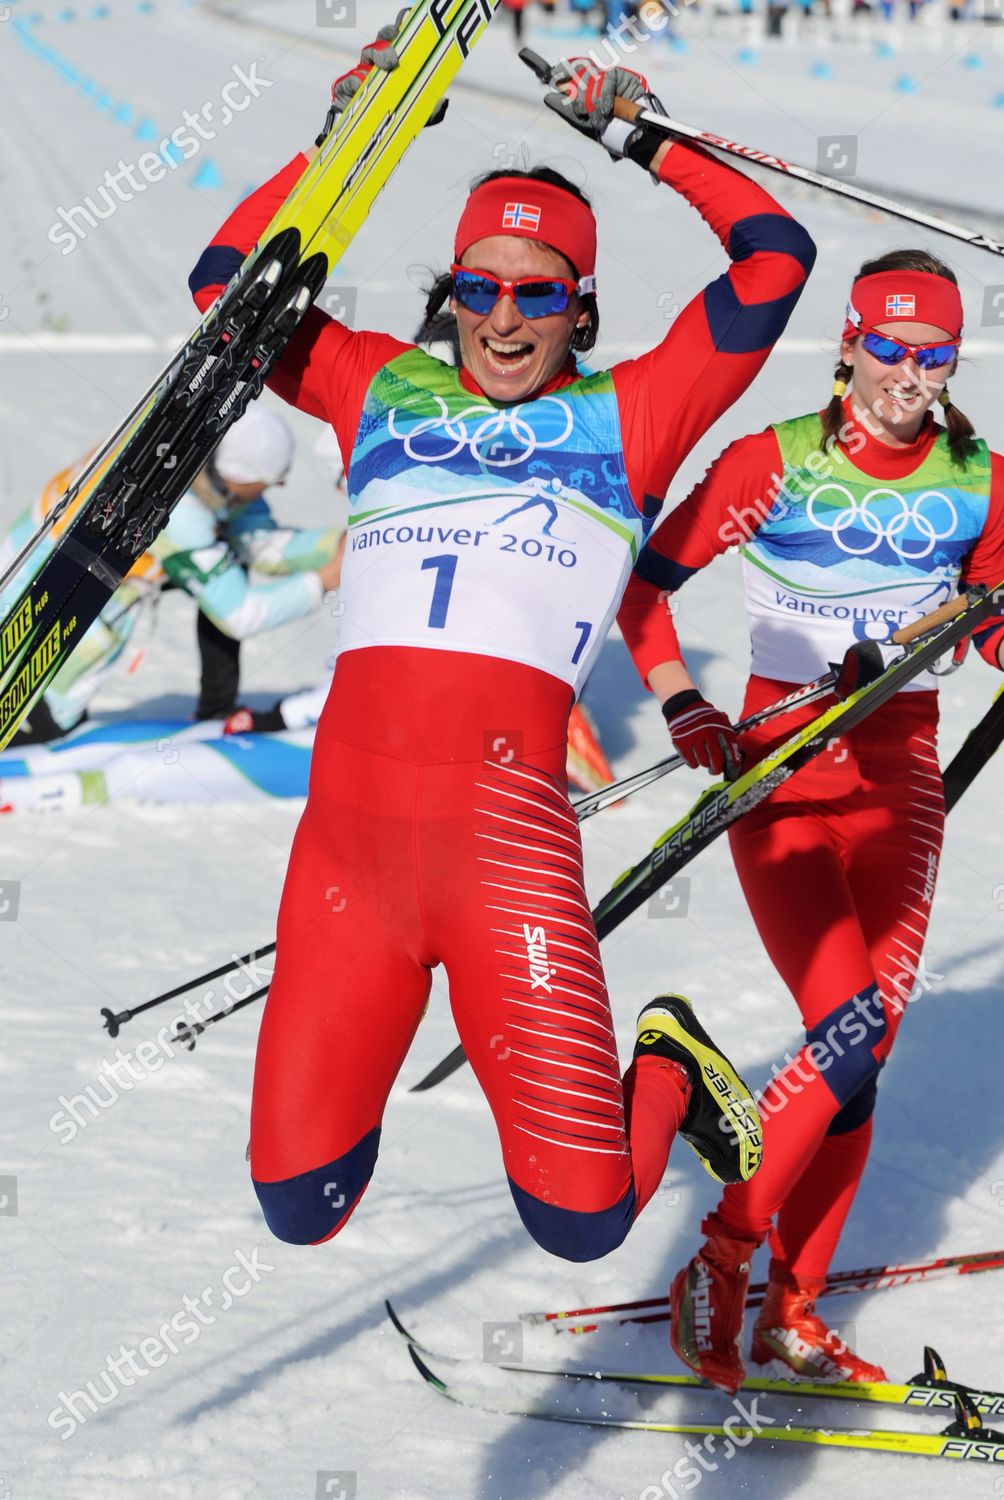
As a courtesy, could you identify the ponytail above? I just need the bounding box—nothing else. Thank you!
[939,388,980,468]
[820,359,852,455]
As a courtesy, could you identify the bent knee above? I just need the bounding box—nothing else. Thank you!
[253,1126,380,1245]
[827,1073,879,1134]
[807,984,886,1107]
[507,1176,636,1262]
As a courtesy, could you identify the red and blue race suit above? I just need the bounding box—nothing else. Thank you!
[190,142,815,1258]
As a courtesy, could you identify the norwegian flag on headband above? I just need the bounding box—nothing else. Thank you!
[502,201,541,232]
[886,293,916,317]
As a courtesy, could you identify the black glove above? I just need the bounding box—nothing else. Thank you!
[832,640,902,701]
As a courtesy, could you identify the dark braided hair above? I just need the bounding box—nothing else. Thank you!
[822,248,978,467]
[419,166,600,356]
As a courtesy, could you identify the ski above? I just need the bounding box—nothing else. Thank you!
[386,1303,1004,1418]
[572,669,836,823]
[944,684,1004,813]
[0,248,324,746]
[523,1247,1004,1331]
[408,1043,468,1094]
[591,583,1004,940]
[0,0,500,749]
[406,1344,1004,1462]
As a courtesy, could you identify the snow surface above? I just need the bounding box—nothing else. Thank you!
[1,3,1004,1497]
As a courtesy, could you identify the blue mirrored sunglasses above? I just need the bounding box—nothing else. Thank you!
[859,326,960,371]
[451,264,596,320]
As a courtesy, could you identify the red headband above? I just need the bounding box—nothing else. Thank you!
[454,177,598,281]
[843,270,964,341]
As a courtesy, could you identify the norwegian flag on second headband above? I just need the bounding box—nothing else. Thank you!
[502,201,542,232]
[886,293,916,317]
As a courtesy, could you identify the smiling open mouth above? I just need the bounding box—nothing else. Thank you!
[482,336,534,374]
[886,385,925,407]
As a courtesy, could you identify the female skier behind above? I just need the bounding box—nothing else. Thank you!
[619,248,1004,1374]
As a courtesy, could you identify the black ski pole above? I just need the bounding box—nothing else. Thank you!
[100,941,276,1038]
[170,985,271,1051]
[944,686,1004,813]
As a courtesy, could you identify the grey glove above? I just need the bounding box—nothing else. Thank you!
[332,9,409,113]
[320,8,446,143]
[544,60,664,166]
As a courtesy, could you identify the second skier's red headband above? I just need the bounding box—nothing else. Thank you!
[843,270,964,341]
[454,177,598,280]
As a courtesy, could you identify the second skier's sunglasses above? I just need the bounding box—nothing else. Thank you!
[858,325,960,370]
[451,265,596,320]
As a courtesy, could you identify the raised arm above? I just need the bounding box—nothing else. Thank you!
[613,142,814,516]
[188,152,410,471]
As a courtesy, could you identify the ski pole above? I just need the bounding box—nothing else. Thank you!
[522,1247,1004,1327]
[100,941,276,1038]
[943,684,1004,813]
[104,673,834,1041]
[520,49,1004,260]
[100,595,989,1054]
[574,670,836,821]
[170,985,270,1052]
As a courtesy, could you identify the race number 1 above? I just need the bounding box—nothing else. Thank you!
[421,554,458,629]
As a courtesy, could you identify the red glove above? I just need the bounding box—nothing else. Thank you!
[662,690,742,778]
[223,705,287,735]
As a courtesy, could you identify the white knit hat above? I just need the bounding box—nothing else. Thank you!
[213,404,294,486]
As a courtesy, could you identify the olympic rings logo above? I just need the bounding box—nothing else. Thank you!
[805,483,958,560]
[387,395,574,468]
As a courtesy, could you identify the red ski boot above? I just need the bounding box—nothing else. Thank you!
[751,1275,887,1382]
[670,1213,761,1394]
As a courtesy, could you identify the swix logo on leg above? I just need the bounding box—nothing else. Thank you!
[922,849,939,904]
[522,923,556,993]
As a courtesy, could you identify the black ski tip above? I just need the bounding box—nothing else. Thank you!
[100,1007,123,1038]
[519,48,552,84]
[408,1043,468,1092]
[385,1299,414,1342]
[924,1345,948,1384]
[408,1342,447,1393]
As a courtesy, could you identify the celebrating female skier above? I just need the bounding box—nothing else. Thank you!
[619,249,1004,1374]
[189,16,815,1259]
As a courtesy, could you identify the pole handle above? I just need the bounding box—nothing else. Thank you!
[613,97,644,124]
[519,50,647,125]
[518,47,551,83]
[891,592,972,646]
